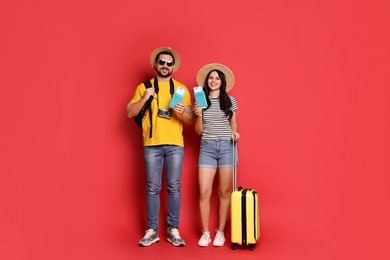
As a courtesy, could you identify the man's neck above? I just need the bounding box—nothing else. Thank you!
[156,75,171,82]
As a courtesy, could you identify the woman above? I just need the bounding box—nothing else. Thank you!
[194,63,240,247]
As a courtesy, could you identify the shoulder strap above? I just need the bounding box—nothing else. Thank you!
[169,78,174,96]
[144,81,152,89]
[143,81,153,111]
[143,78,175,139]
[143,81,153,138]
[153,78,175,96]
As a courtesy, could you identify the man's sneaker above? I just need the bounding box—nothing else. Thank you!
[198,231,211,247]
[138,229,160,247]
[212,230,225,247]
[167,228,185,247]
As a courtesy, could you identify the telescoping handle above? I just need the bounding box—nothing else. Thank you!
[232,140,237,191]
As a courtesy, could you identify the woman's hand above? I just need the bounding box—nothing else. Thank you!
[232,131,240,141]
[193,104,203,118]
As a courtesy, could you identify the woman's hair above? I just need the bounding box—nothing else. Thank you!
[203,70,232,118]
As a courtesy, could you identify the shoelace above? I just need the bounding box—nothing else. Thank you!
[201,232,210,240]
[144,230,154,238]
[171,229,180,238]
[215,231,224,240]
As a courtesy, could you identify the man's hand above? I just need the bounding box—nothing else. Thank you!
[142,88,155,101]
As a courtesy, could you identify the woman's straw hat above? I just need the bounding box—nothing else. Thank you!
[196,63,235,92]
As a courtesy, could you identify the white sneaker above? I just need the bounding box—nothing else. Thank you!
[198,231,211,247]
[212,230,225,247]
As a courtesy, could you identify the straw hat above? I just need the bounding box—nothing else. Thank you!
[150,47,181,72]
[196,63,235,92]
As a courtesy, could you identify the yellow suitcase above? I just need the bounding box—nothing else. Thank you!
[231,187,260,250]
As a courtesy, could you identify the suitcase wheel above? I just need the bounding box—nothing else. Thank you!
[249,244,255,251]
[231,243,238,250]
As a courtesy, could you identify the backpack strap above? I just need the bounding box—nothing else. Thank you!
[153,78,175,97]
[169,78,174,96]
[143,81,153,138]
[144,78,175,139]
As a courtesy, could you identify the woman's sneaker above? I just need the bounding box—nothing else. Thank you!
[212,230,225,247]
[138,229,160,247]
[198,231,211,247]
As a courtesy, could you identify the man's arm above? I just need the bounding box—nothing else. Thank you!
[182,105,195,124]
[126,87,155,118]
[172,104,194,124]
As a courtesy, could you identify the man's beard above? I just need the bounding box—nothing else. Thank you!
[157,68,173,78]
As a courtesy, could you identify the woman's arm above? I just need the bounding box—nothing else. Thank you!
[230,110,240,140]
[194,105,203,135]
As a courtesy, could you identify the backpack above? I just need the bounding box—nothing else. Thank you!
[134,81,153,129]
[134,79,175,138]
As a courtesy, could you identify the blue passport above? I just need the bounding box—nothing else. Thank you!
[193,86,207,108]
[168,87,186,108]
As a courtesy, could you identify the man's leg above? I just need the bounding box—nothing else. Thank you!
[144,146,164,231]
[164,145,185,246]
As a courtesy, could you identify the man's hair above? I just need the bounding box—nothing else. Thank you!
[155,51,175,64]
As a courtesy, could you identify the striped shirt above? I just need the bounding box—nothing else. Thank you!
[201,96,238,140]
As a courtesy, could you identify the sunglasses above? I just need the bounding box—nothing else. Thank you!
[158,59,174,67]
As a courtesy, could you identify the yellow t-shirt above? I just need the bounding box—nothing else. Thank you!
[130,78,191,147]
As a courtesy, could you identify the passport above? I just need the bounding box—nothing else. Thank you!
[168,87,186,108]
[193,86,208,108]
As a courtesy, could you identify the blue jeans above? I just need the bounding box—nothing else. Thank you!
[144,145,184,232]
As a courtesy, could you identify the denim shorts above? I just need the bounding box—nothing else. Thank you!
[198,139,238,169]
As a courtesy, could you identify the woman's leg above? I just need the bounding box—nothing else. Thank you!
[198,167,217,232]
[216,167,233,232]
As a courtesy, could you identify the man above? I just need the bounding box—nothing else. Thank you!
[127,47,193,247]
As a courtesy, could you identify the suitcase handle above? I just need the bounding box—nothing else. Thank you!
[232,140,239,191]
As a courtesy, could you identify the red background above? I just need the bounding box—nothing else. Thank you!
[1,0,389,259]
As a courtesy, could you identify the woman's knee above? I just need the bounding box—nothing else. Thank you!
[199,189,212,200]
[218,189,230,200]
